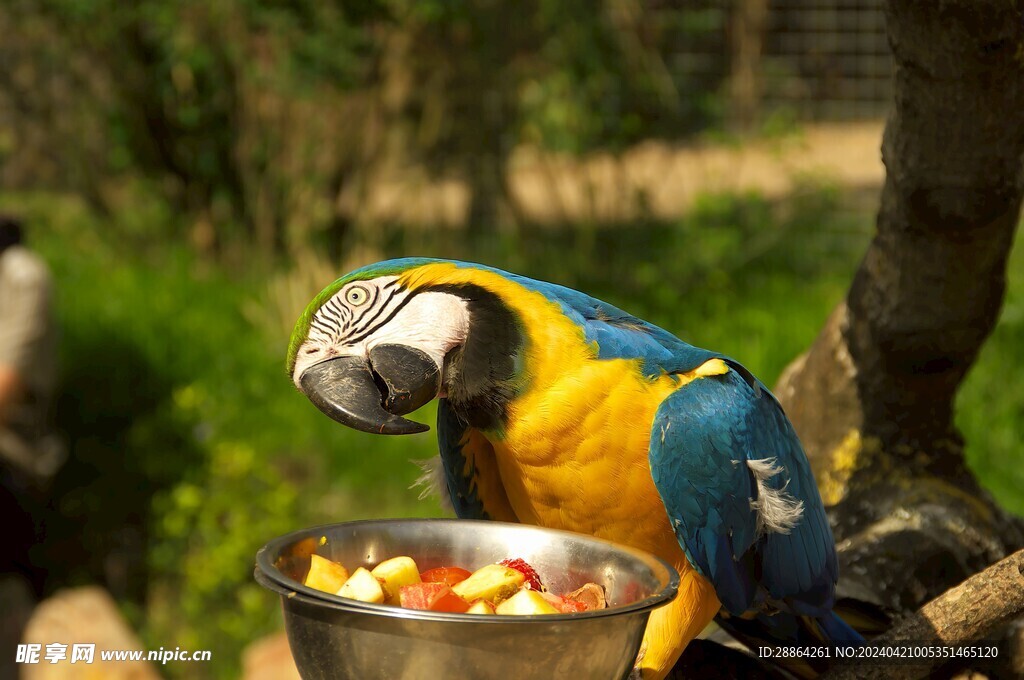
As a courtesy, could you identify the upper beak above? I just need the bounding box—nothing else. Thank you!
[298,345,440,435]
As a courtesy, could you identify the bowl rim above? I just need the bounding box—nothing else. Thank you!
[255,517,681,623]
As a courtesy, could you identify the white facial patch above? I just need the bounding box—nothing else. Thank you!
[366,291,469,370]
[292,279,470,388]
[747,458,804,535]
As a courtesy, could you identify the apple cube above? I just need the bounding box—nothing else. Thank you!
[495,589,561,616]
[303,554,350,595]
[466,600,495,615]
[371,556,422,604]
[452,564,525,604]
[399,582,470,613]
[336,567,385,604]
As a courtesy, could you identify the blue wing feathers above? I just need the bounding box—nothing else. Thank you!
[649,369,838,618]
[816,611,863,643]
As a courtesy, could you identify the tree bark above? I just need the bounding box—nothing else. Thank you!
[768,0,1024,668]
[824,548,1024,680]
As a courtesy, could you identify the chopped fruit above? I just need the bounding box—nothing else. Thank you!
[495,589,560,616]
[399,583,470,613]
[304,554,351,595]
[420,566,472,586]
[452,564,526,604]
[291,537,319,560]
[540,591,588,613]
[499,558,544,591]
[336,567,385,604]
[558,598,589,613]
[371,556,422,604]
[399,582,442,610]
[291,551,609,617]
[566,583,607,611]
[431,588,471,613]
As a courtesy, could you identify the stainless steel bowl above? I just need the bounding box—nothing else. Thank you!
[255,518,679,680]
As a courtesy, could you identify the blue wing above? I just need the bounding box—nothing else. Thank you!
[649,366,837,617]
[436,398,518,522]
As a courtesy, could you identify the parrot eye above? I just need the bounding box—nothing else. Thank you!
[346,286,370,306]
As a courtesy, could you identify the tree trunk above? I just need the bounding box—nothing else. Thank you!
[772,0,1024,639]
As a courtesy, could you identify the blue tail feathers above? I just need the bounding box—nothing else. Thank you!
[815,611,864,644]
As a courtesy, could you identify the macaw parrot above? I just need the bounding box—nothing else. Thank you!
[287,258,859,679]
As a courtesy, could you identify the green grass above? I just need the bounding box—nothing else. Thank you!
[957,239,1024,515]
[5,184,1021,679]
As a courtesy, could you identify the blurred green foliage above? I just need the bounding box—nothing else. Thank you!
[957,240,1024,513]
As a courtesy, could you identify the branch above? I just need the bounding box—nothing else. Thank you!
[825,548,1024,680]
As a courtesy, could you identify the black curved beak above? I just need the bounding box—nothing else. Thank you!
[298,345,440,435]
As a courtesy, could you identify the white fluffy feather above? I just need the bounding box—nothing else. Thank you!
[746,458,804,535]
[410,455,453,514]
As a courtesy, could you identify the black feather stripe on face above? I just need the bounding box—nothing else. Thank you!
[426,283,524,431]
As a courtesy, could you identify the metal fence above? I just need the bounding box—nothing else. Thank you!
[763,0,891,120]
[660,0,892,124]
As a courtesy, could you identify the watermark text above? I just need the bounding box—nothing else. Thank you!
[17,644,211,665]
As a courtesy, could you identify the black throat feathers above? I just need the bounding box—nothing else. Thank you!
[425,283,523,431]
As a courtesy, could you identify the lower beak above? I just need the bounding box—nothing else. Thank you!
[298,345,440,435]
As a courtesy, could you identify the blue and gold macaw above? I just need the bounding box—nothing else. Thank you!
[287,258,859,678]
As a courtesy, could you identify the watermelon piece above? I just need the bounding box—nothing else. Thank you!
[399,582,471,613]
[420,566,472,586]
[499,558,544,591]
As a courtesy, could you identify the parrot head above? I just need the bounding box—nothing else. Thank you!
[287,258,521,435]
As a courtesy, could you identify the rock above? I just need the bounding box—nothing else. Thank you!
[241,632,300,680]
[20,586,160,680]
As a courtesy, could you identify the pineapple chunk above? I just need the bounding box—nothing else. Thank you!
[303,555,350,595]
[452,564,525,604]
[466,600,495,615]
[371,556,422,604]
[336,567,385,604]
[495,589,560,616]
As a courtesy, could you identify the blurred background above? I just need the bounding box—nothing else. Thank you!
[0,0,1021,678]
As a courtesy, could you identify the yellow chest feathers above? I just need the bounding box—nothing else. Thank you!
[490,359,679,551]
